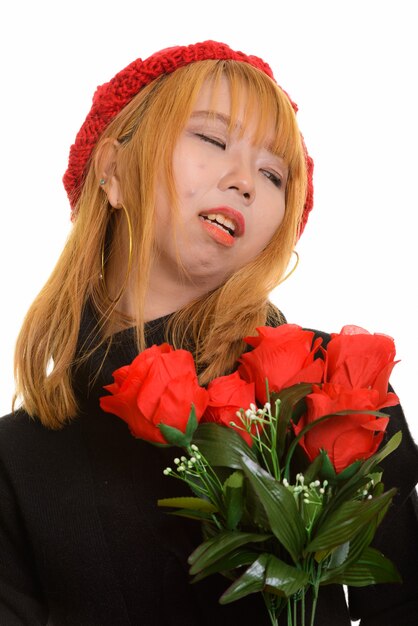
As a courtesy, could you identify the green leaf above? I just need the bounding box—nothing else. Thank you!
[192,423,257,468]
[320,506,381,582]
[242,479,271,531]
[240,455,306,563]
[319,450,337,482]
[322,547,402,587]
[219,553,310,604]
[326,542,350,569]
[303,452,325,485]
[188,530,271,575]
[306,489,396,552]
[219,554,269,604]
[319,457,362,486]
[224,471,244,489]
[157,496,218,513]
[274,383,313,460]
[264,554,310,597]
[223,471,244,530]
[185,404,198,440]
[335,460,362,482]
[158,423,191,447]
[166,509,217,522]
[191,548,258,583]
[368,472,383,487]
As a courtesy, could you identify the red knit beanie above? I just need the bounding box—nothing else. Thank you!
[63,40,313,235]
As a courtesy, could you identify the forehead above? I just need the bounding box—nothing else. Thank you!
[192,77,233,111]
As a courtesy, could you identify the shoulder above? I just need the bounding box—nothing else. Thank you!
[0,409,83,486]
[0,409,44,449]
[0,408,61,444]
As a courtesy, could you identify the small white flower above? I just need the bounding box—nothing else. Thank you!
[191,444,199,452]
[174,458,180,465]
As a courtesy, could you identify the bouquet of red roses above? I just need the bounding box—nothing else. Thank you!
[100,324,402,626]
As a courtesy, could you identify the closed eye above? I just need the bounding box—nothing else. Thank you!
[195,133,226,150]
[262,169,283,188]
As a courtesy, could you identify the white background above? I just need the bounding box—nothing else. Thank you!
[1,0,417,456]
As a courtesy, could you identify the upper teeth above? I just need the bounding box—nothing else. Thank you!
[206,214,236,232]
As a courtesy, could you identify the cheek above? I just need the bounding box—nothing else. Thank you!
[262,193,286,234]
[175,160,209,199]
[249,196,286,253]
[173,141,213,200]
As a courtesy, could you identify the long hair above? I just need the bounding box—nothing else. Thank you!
[14,59,308,428]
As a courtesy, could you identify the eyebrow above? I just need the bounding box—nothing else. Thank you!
[189,110,281,160]
[189,110,232,125]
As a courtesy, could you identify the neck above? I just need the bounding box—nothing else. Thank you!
[119,266,216,322]
[104,225,222,322]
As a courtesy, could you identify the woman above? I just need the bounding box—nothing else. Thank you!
[0,40,417,625]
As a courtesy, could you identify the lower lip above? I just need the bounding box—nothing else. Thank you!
[200,219,235,247]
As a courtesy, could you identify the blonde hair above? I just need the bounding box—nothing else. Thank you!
[14,59,308,428]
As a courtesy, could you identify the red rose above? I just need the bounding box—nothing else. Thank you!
[238,325,324,404]
[325,325,399,408]
[202,372,257,446]
[99,344,208,444]
[294,383,390,473]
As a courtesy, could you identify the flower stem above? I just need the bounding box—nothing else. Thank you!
[287,600,292,626]
[301,590,305,626]
[309,564,322,626]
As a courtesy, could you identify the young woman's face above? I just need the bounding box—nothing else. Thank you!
[152,77,288,291]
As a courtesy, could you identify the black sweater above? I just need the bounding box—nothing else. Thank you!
[0,311,417,626]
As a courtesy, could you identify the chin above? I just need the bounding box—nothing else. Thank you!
[182,262,231,289]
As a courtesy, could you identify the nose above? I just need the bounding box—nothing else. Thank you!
[218,157,255,203]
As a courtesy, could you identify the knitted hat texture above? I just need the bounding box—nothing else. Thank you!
[63,40,313,234]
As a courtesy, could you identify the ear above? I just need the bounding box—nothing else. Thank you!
[94,138,124,209]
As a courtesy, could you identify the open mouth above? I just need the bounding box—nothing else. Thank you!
[199,214,236,237]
